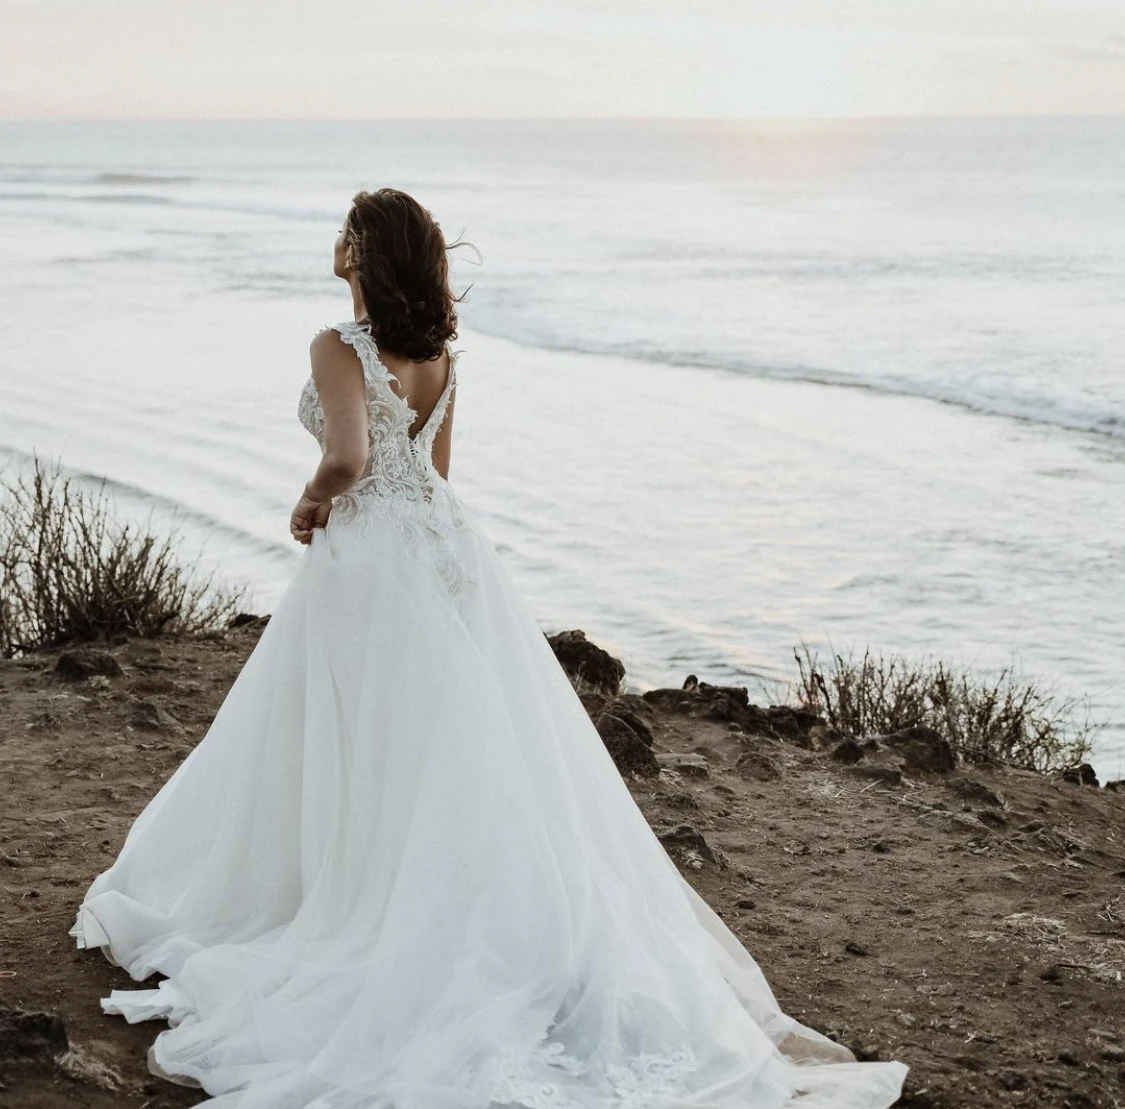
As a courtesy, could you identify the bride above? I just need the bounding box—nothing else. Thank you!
[69,187,909,1108]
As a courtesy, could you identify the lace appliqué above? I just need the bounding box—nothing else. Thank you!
[297,322,477,601]
[494,1038,699,1109]
[337,485,475,601]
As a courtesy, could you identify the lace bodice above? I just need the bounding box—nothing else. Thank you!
[298,320,474,599]
[298,320,457,503]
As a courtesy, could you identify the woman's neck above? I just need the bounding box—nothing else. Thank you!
[349,280,367,325]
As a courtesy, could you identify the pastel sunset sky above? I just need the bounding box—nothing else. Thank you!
[2,0,1124,119]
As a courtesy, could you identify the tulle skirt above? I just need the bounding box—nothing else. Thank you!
[69,490,909,1108]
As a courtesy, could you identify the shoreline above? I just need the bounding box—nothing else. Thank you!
[1,624,1122,1107]
[4,314,1122,779]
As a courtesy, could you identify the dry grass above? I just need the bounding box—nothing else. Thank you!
[792,640,1099,773]
[0,454,246,656]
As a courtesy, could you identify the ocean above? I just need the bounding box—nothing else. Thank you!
[0,116,1121,778]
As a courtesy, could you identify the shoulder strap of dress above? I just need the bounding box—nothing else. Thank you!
[415,350,458,451]
[325,321,390,387]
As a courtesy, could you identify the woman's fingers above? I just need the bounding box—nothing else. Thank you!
[290,493,330,543]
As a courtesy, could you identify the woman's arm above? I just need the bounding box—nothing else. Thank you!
[303,329,369,501]
[290,330,369,543]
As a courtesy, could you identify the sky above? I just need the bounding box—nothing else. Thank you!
[1,0,1124,119]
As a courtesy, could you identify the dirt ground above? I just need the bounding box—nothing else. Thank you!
[1,624,1123,1108]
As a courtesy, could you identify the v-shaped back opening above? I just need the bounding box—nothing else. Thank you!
[382,352,455,445]
[345,321,454,444]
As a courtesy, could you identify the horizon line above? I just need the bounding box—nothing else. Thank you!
[2,111,1125,125]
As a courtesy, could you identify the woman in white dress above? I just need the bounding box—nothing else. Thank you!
[69,188,910,1109]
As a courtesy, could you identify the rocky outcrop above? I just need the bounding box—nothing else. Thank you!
[657,824,724,869]
[879,724,957,774]
[594,708,659,777]
[1062,762,1100,787]
[229,612,271,631]
[53,649,122,682]
[640,675,822,745]
[547,629,626,695]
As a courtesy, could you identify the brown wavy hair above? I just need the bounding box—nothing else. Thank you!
[343,188,474,362]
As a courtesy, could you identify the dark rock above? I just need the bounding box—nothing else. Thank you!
[656,752,710,778]
[844,940,869,956]
[604,702,654,747]
[641,684,824,750]
[644,682,750,725]
[758,704,823,742]
[1058,1049,1081,1066]
[735,749,784,781]
[0,1008,69,1062]
[607,692,658,724]
[229,612,270,629]
[830,738,863,764]
[658,824,721,867]
[123,642,169,671]
[879,725,956,774]
[1061,763,1099,787]
[1105,779,1125,792]
[595,712,658,777]
[547,630,625,695]
[948,776,1005,807]
[700,684,755,726]
[577,690,610,719]
[54,649,122,681]
[644,684,731,719]
[976,808,1008,830]
[658,787,701,811]
[841,765,903,787]
[735,898,756,909]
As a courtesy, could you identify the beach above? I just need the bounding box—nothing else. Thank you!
[1,624,1123,1107]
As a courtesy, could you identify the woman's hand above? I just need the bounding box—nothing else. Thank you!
[290,488,332,544]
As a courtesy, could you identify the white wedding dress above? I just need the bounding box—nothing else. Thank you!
[69,320,909,1109]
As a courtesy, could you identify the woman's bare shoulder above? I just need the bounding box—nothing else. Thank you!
[309,323,348,355]
[308,326,364,391]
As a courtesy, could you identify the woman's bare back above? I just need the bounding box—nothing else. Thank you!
[376,344,457,480]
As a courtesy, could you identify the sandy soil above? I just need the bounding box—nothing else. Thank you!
[1,623,1123,1108]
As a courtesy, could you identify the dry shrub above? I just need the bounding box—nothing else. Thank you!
[792,640,1099,773]
[0,454,247,656]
